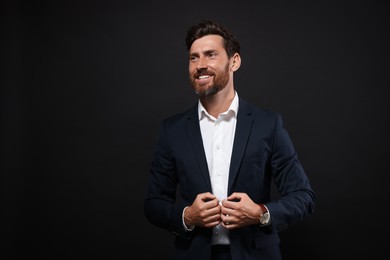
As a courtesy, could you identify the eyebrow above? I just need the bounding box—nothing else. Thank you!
[189,49,218,57]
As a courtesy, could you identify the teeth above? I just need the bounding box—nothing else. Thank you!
[199,75,210,79]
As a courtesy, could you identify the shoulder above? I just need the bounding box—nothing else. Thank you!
[239,97,282,122]
[160,102,198,128]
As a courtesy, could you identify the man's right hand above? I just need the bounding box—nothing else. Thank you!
[184,192,221,228]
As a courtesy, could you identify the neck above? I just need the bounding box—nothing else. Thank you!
[200,85,235,118]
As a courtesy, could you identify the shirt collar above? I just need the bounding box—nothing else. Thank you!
[198,91,239,121]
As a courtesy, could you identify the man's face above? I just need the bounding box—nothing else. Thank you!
[188,35,231,97]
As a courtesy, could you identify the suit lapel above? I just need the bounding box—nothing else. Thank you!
[185,104,212,191]
[228,98,254,193]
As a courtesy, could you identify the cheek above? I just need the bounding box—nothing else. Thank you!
[188,64,196,74]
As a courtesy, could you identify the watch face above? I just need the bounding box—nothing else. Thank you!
[260,213,270,224]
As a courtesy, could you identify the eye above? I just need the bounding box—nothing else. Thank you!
[189,56,198,62]
[208,52,217,58]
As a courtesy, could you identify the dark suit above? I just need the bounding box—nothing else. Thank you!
[144,97,315,260]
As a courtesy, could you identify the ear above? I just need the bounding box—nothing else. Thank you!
[230,53,241,72]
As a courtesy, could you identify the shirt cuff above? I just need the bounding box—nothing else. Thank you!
[182,206,195,231]
[264,204,270,218]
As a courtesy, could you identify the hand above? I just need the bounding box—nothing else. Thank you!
[184,192,221,228]
[220,192,263,230]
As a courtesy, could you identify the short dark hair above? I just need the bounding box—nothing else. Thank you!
[185,20,240,58]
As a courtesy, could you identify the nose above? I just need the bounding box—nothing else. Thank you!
[196,56,208,70]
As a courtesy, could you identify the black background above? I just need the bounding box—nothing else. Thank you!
[1,0,389,259]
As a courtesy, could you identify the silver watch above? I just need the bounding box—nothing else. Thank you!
[259,212,270,225]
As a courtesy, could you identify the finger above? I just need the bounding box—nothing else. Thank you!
[204,199,220,210]
[203,214,222,227]
[204,220,221,228]
[221,199,237,209]
[222,222,238,230]
[205,212,222,222]
[226,193,242,202]
[205,203,221,214]
[201,193,217,202]
[221,215,236,229]
[220,206,235,216]
[220,212,235,223]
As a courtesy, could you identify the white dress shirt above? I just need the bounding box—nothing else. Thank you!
[198,91,239,245]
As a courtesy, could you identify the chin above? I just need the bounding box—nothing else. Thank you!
[195,86,220,97]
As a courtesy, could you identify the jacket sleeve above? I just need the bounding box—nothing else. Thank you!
[265,114,315,233]
[143,120,192,240]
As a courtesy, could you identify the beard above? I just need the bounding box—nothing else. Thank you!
[190,63,230,97]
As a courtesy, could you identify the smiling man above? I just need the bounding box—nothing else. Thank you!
[144,20,315,260]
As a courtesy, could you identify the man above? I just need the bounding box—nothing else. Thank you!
[144,20,315,260]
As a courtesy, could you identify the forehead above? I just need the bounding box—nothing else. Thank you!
[190,35,225,53]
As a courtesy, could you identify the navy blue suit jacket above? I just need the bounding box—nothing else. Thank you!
[144,97,315,260]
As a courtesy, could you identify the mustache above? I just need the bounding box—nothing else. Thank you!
[194,70,215,78]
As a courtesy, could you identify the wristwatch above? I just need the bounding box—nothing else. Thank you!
[259,212,270,225]
[258,204,270,225]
